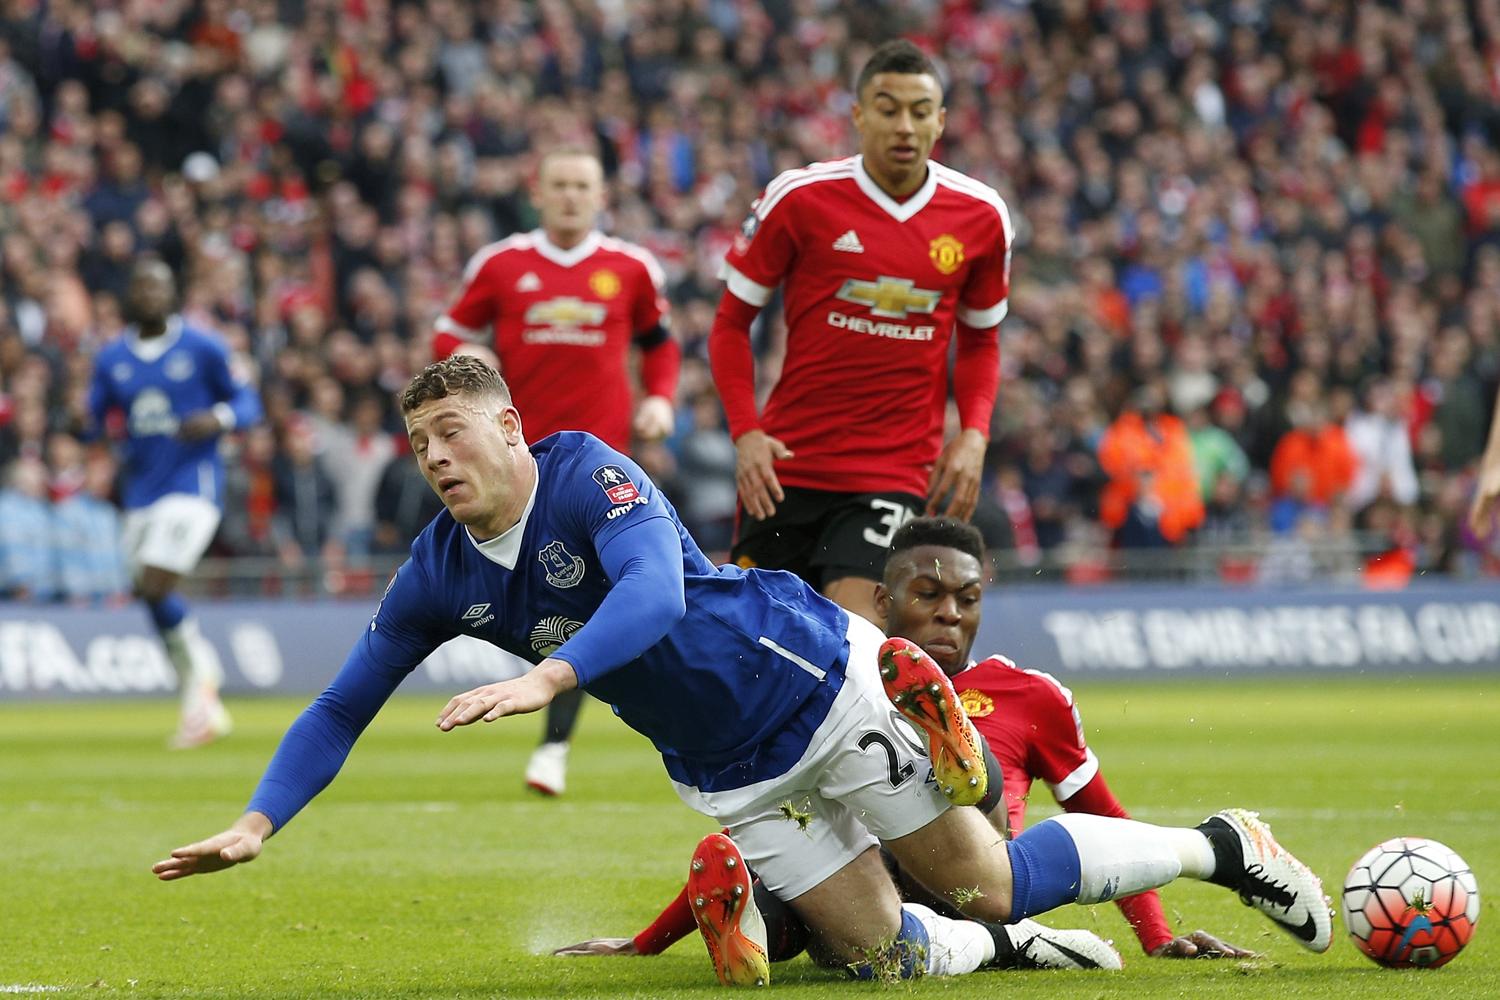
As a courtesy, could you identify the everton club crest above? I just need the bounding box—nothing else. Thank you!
[539,540,585,589]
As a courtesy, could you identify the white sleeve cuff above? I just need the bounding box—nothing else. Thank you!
[1048,748,1099,802]
[435,315,485,341]
[957,299,1008,329]
[213,402,236,431]
[719,263,775,308]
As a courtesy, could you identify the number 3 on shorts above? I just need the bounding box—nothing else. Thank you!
[862,498,913,548]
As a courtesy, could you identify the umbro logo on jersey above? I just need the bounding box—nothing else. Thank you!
[832,230,865,253]
[517,272,542,292]
[462,603,496,628]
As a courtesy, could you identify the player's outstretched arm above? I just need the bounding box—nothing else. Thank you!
[437,657,579,729]
[927,427,986,520]
[152,811,272,881]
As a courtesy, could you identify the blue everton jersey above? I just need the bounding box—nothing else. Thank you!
[88,318,262,510]
[367,432,850,784]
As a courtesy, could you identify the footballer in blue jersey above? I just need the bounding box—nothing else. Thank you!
[154,357,1335,985]
[89,260,263,749]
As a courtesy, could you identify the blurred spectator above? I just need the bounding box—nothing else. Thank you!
[670,392,738,552]
[317,390,396,558]
[272,417,340,568]
[1345,377,1419,512]
[1422,330,1487,470]
[1185,405,1249,504]
[219,424,281,560]
[1269,395,1358,509]
[0,457,57,600]
[51,452,130,603]
[373,441,445,555]
[1096,382,1204,548]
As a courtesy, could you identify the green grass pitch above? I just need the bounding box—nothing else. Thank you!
[3,674,1497,998]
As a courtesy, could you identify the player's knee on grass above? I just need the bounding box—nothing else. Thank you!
[784,851,906,965]
[798,907,905,968]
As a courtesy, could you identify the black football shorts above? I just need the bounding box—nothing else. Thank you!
[730,487,925,588]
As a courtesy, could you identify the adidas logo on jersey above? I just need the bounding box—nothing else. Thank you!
[517,272,542,292]
[832,230,865,253]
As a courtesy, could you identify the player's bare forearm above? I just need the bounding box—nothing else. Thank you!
[152,811,272,881]
[437,658,578,730]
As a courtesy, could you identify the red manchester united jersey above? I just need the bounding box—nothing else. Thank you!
[721,156,1012,495]
[952,654,1097,838]
[435,230,668,450]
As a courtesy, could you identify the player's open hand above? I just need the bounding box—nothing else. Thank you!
[1149,930,1258,959]
[177,410,224,441]
[633,395,675,441]
[927,428,986,520]
[552,937,640,957]
[735,429,793,521]
[1468,461,1500,538]
[152,825,265,881]
[438,658,578,730]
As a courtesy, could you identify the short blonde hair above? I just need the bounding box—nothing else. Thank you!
[401,355,512,413]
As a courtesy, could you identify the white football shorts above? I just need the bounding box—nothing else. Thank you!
[673,613,950,900]
[122,493,222,577]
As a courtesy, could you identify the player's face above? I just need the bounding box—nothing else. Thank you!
[535,154,605,243]
[406,392,528,540]
[876,545,982,676]
[852,73,945,195]
[125,262,176,326]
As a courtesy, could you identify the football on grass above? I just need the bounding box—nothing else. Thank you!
[1342,837,1479,968]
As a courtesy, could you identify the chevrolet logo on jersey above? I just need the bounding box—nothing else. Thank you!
[835,277,943,319]
[524,297,608,327]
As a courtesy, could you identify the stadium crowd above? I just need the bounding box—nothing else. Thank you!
[3,0,1500,601]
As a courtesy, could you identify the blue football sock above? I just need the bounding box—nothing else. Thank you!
[146,593,188,633]
[1005,820,1083,920]
[847,906,929,980]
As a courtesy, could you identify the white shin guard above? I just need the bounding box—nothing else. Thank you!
[1042,813,1213,902]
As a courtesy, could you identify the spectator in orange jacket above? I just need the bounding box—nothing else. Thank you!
[1097,382,1205,547]
[1269,398,1358,506]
